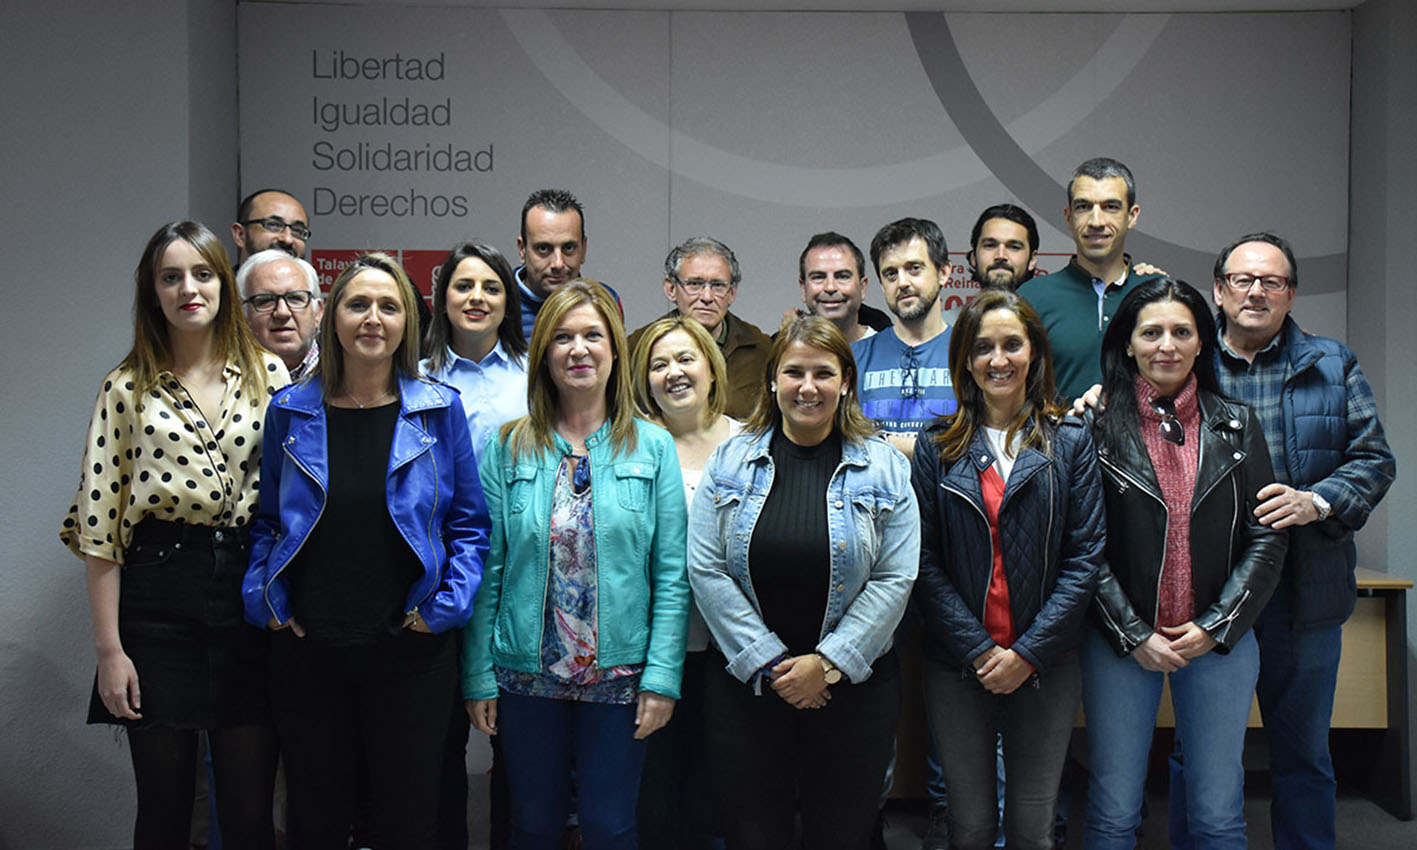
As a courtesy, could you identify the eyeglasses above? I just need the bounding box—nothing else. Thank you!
[900,347,922,401]
[242,216,312,241]
[672,276,734,297]
[244,291,315,312]
[1150,396,1185,446]
[1221,273,1290,292]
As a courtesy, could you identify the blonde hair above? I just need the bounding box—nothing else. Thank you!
[315,253,424,396]
[745,316,876,442]
[629,315,728,426]
[500,280,638,460]
[121,221,270,397]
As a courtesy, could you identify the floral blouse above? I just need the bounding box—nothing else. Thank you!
[60,354,288,563]
[496,455,642,704]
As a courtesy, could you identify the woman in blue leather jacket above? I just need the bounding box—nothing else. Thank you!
[687,316,919,850]
[911,291,1104,850]
[243,253,490,847]
[463,280,689,850]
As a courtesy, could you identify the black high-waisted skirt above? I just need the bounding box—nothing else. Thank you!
[87,518,270,730]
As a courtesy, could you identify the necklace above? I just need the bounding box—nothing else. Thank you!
[343,388,395,408]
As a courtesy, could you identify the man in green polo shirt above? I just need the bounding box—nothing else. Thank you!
[1018,157,1162,402]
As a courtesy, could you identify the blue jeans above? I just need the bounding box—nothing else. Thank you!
[497,691,647,850]
[1255,585,1342,850]
[1081,629,1258,850]
[1168,584,1342,850]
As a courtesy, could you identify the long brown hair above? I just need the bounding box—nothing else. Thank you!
[934,290,1063,463]
[745,316,876,443]
[121,221,268,397]
[500,280,638,461]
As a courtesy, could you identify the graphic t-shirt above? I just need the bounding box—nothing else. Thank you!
[851,327,956,434]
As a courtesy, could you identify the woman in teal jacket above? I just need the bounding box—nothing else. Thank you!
[464,279,689,850]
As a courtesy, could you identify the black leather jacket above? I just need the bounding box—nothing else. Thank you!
[1090,390,1287,656]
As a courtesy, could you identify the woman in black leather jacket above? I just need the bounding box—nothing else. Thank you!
[1082,278,1286,849]
[912,291,1105,850]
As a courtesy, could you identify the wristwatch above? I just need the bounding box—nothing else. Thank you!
[817,654,842,685]
[1311,491,1332,521]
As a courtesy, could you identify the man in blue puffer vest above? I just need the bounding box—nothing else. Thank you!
[1172,232,1395,850]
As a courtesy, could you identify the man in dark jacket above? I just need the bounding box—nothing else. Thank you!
[1184,232,1395,850]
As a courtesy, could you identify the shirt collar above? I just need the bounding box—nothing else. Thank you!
[446,340,511,368]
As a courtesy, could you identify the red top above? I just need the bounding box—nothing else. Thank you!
[979,465,1016,647]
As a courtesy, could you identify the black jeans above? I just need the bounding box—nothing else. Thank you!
[923,652,1081,850]
[269,628,456,849]
[705,650,899,850]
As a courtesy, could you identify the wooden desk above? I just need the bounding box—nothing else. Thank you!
[1148,568,1411,818]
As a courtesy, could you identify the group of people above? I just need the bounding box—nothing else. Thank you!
[61,157,1394,850]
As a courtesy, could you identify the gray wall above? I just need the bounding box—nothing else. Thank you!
[0,1,1409,847]
[1349,0,1417,797]
[0,1,236,845]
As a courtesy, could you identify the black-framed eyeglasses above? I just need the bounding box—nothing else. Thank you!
[1221,272,1289,292]
[1150,396,1185,446]
[244,291,315,312]
[900,347,922,401]
[242,216,312,241]
[672,276,734,297]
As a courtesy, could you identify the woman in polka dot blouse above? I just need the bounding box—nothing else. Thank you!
[60,220,289,848]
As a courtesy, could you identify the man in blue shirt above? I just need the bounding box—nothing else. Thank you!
[851,217,955,460]
[512,188,620,339]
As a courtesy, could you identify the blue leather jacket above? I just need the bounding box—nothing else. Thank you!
[242,373,490,633]
[686,429,920,685]
[461,418,689,700]
[910,417,1105,673]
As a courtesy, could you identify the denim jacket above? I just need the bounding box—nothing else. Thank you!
[242,373,491,634]
[461,418,689,701]
[687,428,920,685]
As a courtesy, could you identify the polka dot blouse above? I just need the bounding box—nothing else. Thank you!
[60,353,290,564]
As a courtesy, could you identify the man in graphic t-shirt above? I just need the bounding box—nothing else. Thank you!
[851,217,956,460]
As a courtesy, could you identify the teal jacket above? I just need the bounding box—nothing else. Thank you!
[461,418,689,700]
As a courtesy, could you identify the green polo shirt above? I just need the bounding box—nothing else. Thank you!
[1018,257,1162,402]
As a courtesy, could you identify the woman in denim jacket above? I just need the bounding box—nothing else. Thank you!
[687,316,919,850]
[463,280,689,850]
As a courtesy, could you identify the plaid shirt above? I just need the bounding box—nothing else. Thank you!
[1215,330,1291,484]
[1213,317,1394,526]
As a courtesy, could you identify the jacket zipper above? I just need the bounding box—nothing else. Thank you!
[265,441,327,622]
[1098,455,1170,630]
[410,417,441,619]
[939,481,994,619]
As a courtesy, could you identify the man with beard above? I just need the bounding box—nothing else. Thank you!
[851,217,955,459]
[967,204,1039,291]
[232,189,310,264]
[1018,157,1161,402]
